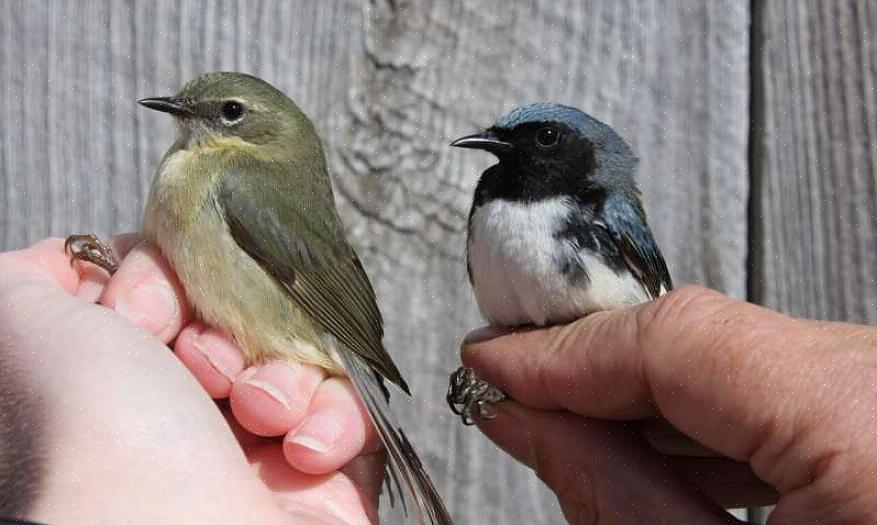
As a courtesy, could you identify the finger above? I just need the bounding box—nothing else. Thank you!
[463,286,877,494]
[666,456,778,508]
[476,402,735,523]
[283,377,379,475]
[228,395,383,509]
[99,241,191,343]
[640,417,722,457]
[75,233,141,302]
[174,322,246,398]
[463,305,654,418]
[230,361,325,437]
[221,405,268,452]
[462,287,791,428]
[0,235,141,301]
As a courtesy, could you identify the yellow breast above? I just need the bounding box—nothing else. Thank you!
[142,141,342,373]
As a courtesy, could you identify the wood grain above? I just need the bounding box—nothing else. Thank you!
[750,0,877,322]
[0,1,750,523]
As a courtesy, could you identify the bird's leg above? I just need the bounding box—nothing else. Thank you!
[447,366,507,426]
[64,234,119,275]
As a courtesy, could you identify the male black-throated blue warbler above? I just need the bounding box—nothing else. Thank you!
[446,103,672,423]
[65,72,452,524]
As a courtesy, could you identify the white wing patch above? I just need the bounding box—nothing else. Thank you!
[468,197,650,326]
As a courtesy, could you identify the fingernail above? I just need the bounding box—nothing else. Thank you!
[191,329,243,382]
[241,367,292,411]
[464,326,511,345]
[115,281,178,337]
[290,412,341,454]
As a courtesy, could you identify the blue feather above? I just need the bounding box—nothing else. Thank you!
[601,193,673,297]
[494,103,610,135]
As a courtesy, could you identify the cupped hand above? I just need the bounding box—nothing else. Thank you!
[0,236,383,524]
[462,286,877,524]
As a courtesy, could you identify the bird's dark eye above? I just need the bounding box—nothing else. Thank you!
[221,101,244,122]
[535,126,560,148]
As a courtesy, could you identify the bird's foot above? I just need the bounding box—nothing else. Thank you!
[447,366,507,426]
[65,234,119,274]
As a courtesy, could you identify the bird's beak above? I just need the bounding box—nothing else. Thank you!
[450,130,512,153]
[137,97,194,117]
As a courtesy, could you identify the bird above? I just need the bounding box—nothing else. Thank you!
[446,103,671,423]
[66,72,452,524]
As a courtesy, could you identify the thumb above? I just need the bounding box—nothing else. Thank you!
[461,286,868,482]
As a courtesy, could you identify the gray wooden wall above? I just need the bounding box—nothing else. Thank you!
[0,1,873,523]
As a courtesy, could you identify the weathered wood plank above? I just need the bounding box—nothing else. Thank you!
[750,0,877,323]
[0,1,750,523]
[338,2,750,523]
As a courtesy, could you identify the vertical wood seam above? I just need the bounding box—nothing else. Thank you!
[746,0,765,306]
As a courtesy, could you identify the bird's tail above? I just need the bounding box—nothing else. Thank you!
[336,349,454,525]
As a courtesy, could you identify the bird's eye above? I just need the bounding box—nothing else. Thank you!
[221,101,245,122]
[535,126,560,148]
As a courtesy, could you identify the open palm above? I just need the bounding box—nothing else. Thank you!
[0,237,383,524]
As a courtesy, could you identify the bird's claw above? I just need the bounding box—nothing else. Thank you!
[447,366,507,425]
[64,234,119,274]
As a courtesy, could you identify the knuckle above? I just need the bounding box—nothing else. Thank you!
[654,285,727,320]
[530,325,571,404]
[537,320,605,406]
[635,285,730,344]
[633,286,741,387]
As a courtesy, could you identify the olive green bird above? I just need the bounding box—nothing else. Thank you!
[66,72,452,524]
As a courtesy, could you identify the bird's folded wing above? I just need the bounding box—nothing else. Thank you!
[601,193,673,298]
[216,163,408,392]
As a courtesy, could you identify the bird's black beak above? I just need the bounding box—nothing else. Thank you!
[137,97,194,117]
[450,130,512,153]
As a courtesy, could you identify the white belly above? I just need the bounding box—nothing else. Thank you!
[467,197,650,326]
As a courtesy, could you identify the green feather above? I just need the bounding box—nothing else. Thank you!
[217,158,410,393]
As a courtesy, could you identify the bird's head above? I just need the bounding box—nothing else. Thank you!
[138,72,321,153]
[452,103,638,192]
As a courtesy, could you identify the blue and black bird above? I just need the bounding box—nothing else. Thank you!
[447,103,672,421]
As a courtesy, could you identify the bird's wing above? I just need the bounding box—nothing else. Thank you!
[216,162,409,393]
[599,193,673,298]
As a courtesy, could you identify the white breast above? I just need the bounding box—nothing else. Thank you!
[467,197,650,326]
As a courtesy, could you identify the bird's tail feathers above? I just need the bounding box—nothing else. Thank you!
[336,350,454,525]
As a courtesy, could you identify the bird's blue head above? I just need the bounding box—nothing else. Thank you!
[452,103,638,199]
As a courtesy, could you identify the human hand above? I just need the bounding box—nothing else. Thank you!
[0,237,383,524]
[461,286,877,524]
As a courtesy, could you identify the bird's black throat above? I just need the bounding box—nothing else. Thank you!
[467,146,632,284]
[471,151,605,209]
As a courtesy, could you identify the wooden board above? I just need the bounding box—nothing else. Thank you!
[750,0,877,323]
[0,1,750,523]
